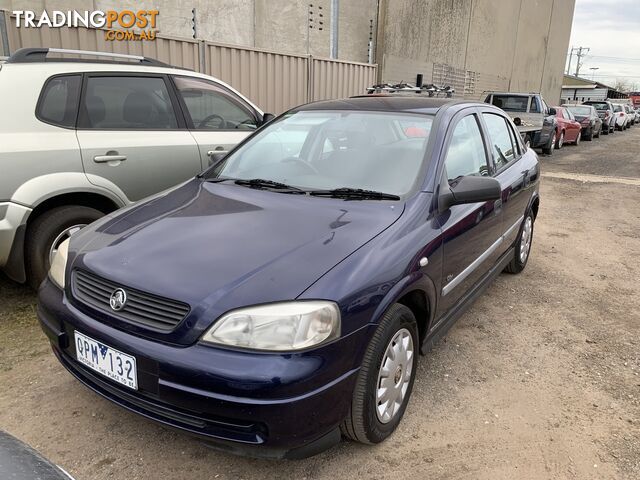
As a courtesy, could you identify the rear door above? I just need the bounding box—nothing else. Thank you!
[77,74,201,202]
[171,75,260,167]
[437,110,504,316]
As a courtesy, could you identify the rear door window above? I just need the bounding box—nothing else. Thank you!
[37,75,82,128]
[80,76,179,130]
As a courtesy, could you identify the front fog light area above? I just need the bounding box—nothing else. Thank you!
[201,301,340,351]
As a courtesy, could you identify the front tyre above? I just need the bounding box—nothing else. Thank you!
[26,205,103,289]
[341,304,418,444]
[505,211,534,274]
[555,130,564,149]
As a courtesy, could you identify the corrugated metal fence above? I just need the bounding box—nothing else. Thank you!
[0,10,377,113]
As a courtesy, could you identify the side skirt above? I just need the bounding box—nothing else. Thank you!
[420,246,515,355]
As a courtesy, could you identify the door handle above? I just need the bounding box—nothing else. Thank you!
[94,154,127,163]
[207,150,229,157]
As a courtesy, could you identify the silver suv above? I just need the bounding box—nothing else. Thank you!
[1,48,268,288]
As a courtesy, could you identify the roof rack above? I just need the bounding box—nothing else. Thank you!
[6,47,170,67]
[367,82,456,98]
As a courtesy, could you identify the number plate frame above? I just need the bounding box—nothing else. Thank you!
[74,331,138,390]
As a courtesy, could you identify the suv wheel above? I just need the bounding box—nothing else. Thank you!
[341,303,418,444]
[26,206,103,289]
[505,211,534,274]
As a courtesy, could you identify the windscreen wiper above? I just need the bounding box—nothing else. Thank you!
[309,187,400,200]
[234,178,305,193]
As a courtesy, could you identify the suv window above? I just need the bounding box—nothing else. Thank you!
[530,97,540,113]
[173,76,257,130]
[81,76,178,130]
[37,75,81,128]
[483,113,516,170]
[444,115,489,181]
[490,95,528,111]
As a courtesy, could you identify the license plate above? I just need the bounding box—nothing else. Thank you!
[74,331,137,390]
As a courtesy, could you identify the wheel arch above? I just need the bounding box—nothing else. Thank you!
[6,175,126,283]
[372,274,438,349]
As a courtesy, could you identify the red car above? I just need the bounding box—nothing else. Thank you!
[553,106,582,149]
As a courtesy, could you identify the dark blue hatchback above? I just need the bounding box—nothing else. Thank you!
[38,96,540,458]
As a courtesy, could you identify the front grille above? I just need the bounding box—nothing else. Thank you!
[72,269,190,331]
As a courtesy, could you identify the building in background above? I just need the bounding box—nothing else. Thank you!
[561,74,628,103]
[0,0,575,105]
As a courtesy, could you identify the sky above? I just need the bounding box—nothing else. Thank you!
[568,0,640,90]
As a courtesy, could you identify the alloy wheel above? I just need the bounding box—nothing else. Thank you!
[557,131,564,149]
[376,328,414,424]
[49,224,85,265]
[519,216,533,264]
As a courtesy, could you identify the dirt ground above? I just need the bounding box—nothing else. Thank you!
[1,127,639,480]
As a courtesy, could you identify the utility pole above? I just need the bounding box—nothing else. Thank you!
[574,46,590,77]
[566,46,573,75]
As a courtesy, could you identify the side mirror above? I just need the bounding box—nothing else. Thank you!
[548,107,557,116]
[439,175,501,213]
[260,113,276,126]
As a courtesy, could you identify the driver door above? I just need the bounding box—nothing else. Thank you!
[171,76,260,168]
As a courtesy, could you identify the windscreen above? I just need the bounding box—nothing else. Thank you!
[207,111,434,196]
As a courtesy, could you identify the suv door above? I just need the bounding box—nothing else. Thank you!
[77,74,201,202]
[437,111,504,316]
[172,76,260,167]
[480,110,534,247]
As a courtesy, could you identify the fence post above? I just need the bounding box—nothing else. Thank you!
[0,11,10,56]
[306,54,314,103]
[198,40,206,74]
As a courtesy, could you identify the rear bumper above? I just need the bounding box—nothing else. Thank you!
[37,279,366,458]
[0,201,30,282]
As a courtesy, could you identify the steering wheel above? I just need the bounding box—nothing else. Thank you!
[282,156,319,174]
[198,114,226,129]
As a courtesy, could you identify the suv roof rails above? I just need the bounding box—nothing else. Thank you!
[6,47,170,67]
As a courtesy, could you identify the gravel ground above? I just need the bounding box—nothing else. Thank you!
[1,126,639,480]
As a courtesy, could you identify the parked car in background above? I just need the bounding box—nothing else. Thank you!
[563,104,602,140]
[624,105,635,126]
[484,92,557,155]
[553,106,582,148]
[583,100,615,134]
[38,95,540,458]
[0,430,75,479]
[0,47,271,289]
[611,103,630,130]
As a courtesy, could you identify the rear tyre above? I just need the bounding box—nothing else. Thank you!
[505,211,534,274]
[341,304,418,445]
[542,131,555,155]
[584,128,593,141]
[26,205,103,290]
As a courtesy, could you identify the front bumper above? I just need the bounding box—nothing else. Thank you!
[0,201,31,281]
[38,279,368,458]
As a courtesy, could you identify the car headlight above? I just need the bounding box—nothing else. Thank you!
[201,301,340,351]
[49,238,69,289]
